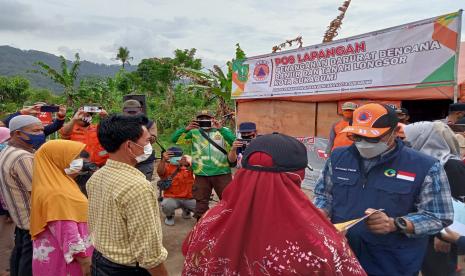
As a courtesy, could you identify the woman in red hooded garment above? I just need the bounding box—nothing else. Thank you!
[182,133,366,275]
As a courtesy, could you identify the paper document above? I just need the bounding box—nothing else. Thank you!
[444,200,465,236]
[334,209,385,232]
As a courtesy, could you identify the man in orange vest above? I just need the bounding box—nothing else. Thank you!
[326,102,358,154]
[60,108,109,167]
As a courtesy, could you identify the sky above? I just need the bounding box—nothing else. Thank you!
[1,0,463,68]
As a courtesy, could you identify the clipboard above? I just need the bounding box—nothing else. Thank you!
[334,209,385,232]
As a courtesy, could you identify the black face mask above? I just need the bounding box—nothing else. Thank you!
[241,135,255,140]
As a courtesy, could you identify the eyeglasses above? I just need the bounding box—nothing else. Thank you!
[347,134,382,143]
[348,129,394,144]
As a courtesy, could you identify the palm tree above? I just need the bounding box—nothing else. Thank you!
[31,53,80,107]
[174,44,246,123]
[116,47,133,69]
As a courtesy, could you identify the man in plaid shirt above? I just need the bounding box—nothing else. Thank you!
[313,103,453,276]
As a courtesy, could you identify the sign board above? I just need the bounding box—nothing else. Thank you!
[296,137,329,191]
[232,11,462,99]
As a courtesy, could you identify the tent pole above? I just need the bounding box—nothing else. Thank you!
[454,9,463,103]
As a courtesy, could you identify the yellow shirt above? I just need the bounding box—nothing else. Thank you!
[86,159,167,269]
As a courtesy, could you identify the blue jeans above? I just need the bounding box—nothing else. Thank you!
[91,250,150,276]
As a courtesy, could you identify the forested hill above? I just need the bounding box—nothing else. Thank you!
[0,45,136,93]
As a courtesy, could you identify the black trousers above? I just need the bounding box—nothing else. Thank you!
[91,250,150,276]
[10,227,32,276]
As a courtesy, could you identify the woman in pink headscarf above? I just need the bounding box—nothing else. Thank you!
[182,133,366,276]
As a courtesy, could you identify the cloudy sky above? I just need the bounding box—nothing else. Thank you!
[1,0,463,68]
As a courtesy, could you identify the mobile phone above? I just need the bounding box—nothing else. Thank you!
[40,105,60,113]
[83,106,102,113]
[196,120,212,128]
[236,138,252,154]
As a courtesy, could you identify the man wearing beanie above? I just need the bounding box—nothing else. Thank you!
[0,115,45,276]
[314,103,453,275]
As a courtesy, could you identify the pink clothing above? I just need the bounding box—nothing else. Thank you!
[32,220,93,276]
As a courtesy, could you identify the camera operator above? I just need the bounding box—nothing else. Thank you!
[228,122,258,168]
[2,102,67,137]
[60,106,109,167]
[171,110,236,219]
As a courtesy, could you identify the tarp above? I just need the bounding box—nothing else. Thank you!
[233,11,462,102]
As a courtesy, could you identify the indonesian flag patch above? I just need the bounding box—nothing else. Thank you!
[396,170,416,182]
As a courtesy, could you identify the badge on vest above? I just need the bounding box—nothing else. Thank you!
[384,168,416,182]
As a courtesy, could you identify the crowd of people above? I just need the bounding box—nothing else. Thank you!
[0,99,464,275]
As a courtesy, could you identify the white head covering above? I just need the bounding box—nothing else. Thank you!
[9,115,42,132]
[404,121,461,165]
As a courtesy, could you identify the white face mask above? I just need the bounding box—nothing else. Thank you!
[354,131,394,159]
[131,142,153,163]
[64,158,84,175]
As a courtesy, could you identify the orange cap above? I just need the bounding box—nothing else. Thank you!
[341,103,399,138]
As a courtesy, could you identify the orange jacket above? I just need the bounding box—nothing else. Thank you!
[331,120,354,151]
[161,164,194,199]
[60,124,108,166]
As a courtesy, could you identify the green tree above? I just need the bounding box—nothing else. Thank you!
[76,77,122,112]
[26,88,62,105]
[31,53,80,107]
[172,49,202,70]
[174,44,246,120]
[0,76,30,113]
[116,47,133,69]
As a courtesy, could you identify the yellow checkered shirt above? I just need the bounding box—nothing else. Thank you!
[86,159,167,269]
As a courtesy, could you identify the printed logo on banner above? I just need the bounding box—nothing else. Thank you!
[253,60,270,81]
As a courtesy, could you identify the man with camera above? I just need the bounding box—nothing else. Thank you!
[2,102,67,138]
[228,122,257,168]
[171,110,236,219]
[60,106,109,167]
[157,147,195,226]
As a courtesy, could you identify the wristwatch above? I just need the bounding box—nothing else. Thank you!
[394,217,408,233]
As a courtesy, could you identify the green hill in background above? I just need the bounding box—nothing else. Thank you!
[0,45,136,93]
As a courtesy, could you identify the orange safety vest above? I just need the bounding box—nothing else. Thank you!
[331,120,354,151]
[61,124,109,166]
[162,164,194,199]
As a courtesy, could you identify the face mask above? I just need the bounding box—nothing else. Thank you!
[64,158,84,175]
[241,135,255,140]
[354,131,394,159]
[131,142,153,163]
[355,140,388,159]
[19,131,46,149]
[169,156,182,165]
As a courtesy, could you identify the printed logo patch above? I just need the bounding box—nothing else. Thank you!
[357,111,373,124]
[384,169,396,177]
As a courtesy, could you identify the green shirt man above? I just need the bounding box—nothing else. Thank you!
[171,110,236,219]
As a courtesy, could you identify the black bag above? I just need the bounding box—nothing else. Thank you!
[157,167,180,191]
[198,128,237,167]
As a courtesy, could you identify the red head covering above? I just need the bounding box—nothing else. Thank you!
[182,152,366,275]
